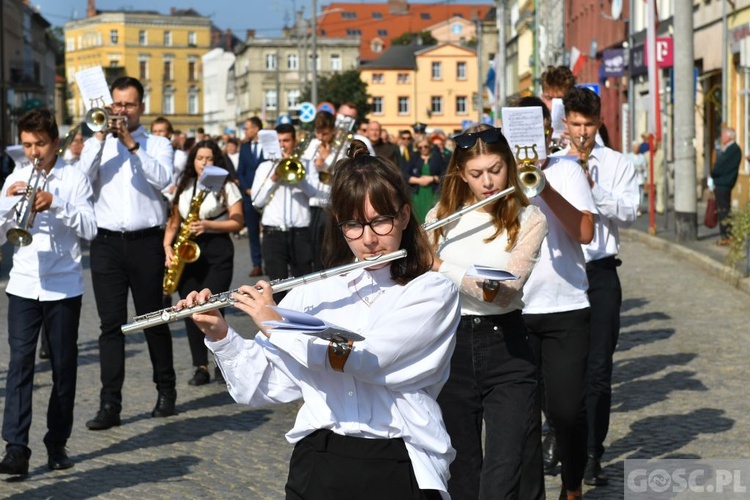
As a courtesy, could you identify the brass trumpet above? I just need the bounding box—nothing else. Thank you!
[7,158,47,247]
[513,144,546,198]
[86,107,127,137]
[576,136,592,175]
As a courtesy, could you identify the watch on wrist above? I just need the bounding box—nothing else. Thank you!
[328,340,353,372]
[128,143,140,153]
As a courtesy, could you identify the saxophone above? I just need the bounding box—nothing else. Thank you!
[163,188,209,295]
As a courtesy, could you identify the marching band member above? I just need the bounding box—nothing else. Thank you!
[0,109,96,474]
[304,111,336,270]
[181,140,460,499]
[163,140,243,386]
[427,125,547,499]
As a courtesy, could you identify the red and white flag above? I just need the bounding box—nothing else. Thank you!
[646,0,661,140]
[570,46,586,77]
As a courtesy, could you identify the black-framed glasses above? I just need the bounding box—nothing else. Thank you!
[454,127,503,149]
[111,102,139,112]
[338,215,397,240]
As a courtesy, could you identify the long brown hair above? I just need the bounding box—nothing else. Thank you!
[322,140,433,284]
[175,140,236,206]
[433,125,529,250]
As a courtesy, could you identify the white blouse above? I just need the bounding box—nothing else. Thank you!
[206,265,461,497]
[428,204,547,316]
[176,179,242,229]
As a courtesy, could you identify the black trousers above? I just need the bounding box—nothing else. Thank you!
[585,257,622,459]
[3,294,81,450]
[242,197,263,268]
[309,206,328,271]
[715,187,732,238]
[521,308,590,496]
[286,429,441,500]
[261,226,313,303]
[90,230,176,412]
[178,233,234,368]
[437,311,536,500]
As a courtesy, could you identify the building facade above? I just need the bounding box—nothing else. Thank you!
[202,47,237,137]
[64,7,212,134]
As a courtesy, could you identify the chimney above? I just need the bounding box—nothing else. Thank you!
[225,29,233,52]
[212,30,221,47]
[87,0,97,18]
[246,30,256,41]
[388,0,408,15]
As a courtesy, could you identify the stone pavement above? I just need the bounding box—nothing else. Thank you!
[0,213,748,498]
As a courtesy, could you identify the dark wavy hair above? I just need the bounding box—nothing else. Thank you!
[322,140,433,284]
[175,140,236,206]
[433,124,529,250]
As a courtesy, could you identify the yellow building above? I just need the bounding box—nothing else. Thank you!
[64,7,212,134]
[362,42,478,134]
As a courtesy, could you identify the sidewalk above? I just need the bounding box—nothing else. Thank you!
[622,198,750,296]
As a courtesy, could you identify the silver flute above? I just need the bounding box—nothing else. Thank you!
[421,186,516,232]
[121,249,407,333]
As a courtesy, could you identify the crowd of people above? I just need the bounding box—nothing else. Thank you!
[0,68,676,500]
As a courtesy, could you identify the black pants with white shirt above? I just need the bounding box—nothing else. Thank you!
[261,226,313,303]
[90,228,176,412]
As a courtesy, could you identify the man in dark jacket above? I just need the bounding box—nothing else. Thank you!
[237,117,265,276]
[367,121,400,167]
[711,126,742,245]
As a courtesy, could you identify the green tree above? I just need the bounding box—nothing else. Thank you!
[391,31,437,46]
[300,69,371,120]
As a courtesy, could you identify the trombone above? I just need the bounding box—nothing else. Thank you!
[251,133,310,210]
[7,158,48,247]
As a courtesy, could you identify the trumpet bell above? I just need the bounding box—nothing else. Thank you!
[177,240,201,263]
[276,158,306,184]
[86,108,108,132]
[7,228,33,247]
[518,164,546,198]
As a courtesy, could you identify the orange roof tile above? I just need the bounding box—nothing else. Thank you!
[317,2,491,61]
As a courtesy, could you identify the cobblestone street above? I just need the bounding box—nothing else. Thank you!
[0,232,748,498]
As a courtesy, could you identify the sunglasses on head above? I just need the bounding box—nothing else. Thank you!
[454,127,503,149]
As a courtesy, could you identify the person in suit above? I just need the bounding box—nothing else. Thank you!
[711,126,742,246]
[237,116,264,276]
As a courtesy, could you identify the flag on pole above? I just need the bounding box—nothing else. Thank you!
[485,66,496,106]
[570,46,586,77]
[646,0,661,141]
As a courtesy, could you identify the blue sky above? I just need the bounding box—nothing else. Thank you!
[33,0,492,38]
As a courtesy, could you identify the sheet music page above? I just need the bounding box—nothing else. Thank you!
[74,67,113,111]
[264,306,366,342]
[258,130,281,159]
[4,146,27,168]
[551,98,566,140]
[501,106,547,161]
[197,165,229,193]
[466,264,519,281]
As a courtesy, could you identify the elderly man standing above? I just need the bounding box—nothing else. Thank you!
[367,121,399,166]
[711,126,742,246]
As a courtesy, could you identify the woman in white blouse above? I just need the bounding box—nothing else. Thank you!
[181,141,461,499]
[427,125,547,500]
[164,140,244,386]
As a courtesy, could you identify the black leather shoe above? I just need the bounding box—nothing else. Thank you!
[86,403,121,431]
[0,446,30,475]
[151,390,177,418]
[38,340,50,360]
[47,444,73,471]
[214,365,225,384]
[542,431,560,474]
[188,367,210,386]
[584,454,609,486]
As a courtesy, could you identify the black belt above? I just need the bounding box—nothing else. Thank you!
[97,226,163,240]
[263,225,307,234]
[586,255,622,271]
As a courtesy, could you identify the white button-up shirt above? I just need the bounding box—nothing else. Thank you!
[207,266,460,497]
[251,159,325,229]
[1,158,97,300]
[79,126,173,231]
[556,143,639,261]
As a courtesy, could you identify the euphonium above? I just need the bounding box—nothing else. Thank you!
[163,188,209,295]
[7,158,47,247]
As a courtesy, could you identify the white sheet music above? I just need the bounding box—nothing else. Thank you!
[466,264,519,281]
[258,130,281,159]
[4,145,28,168]
[263,306,366,342]
[197,165,228,193]
[501,106,547,161]
[74,67,113,111]
[551,98,566,140]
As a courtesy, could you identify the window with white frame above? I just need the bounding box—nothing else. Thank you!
[330,54,342,71]
[431,96,443,115]
[397,73,410,84]
[457,61,467,80]
[265,90,278,110]
[372,97,383,114]
[110,30,118,44]
[288,53,299,70]
[164,31,172,46]
[66,37,75,52]
[139,57,148,80]
[456,96,468,114]
[371,73,384,84]
[266,53,277,70]
[398,96,409,115]
[432,62,442,80]
[139,30,147,45]
[188,88,199,114]
[188,56,198,81]
[163,90,174,114]
[163,57,173,81]
[287,89,301,108]
[188,31,197,46]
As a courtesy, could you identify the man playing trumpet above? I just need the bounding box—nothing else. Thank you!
[0,109,97,475]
